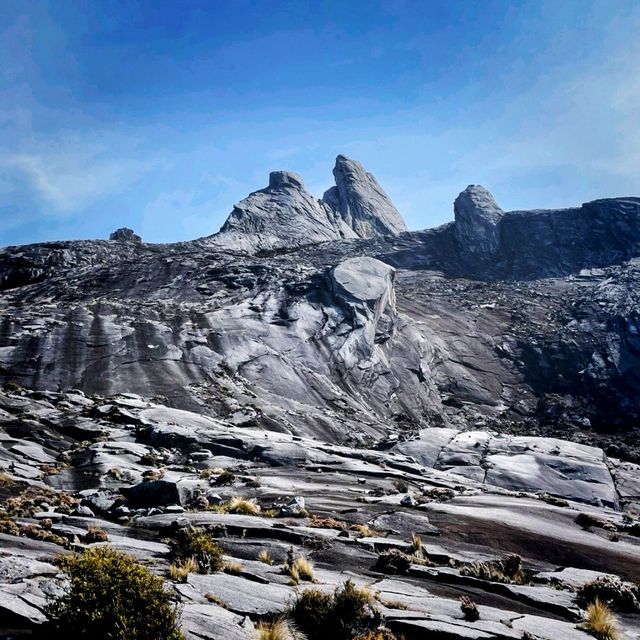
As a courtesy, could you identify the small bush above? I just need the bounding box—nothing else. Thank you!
[107,467,122,480]
[460,554,529,585]
[0,518,20,536]
[169,557,198,582]
[460,595,480,621]
[373,549,412,575]
[214,470,236,486]
[142,468,165,481]
[290,580,380,640]
[83,527,109,543]
[422,487,455,502]
[308,515,347,530]
[16,523,68,547]
[170,527,224,574]
[538,493,569,508]
[577,576,640,613]
[47,546,184,640]
[582,598,620,640]
[392,479,408,493]
[576,513,606,530]
[257,618,306,640]
[352,630,399,640]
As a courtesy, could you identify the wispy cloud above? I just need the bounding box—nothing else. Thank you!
[1,139,165,214]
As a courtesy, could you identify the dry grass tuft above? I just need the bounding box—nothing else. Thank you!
[0,472,14,487]
[204,593,227,607]
[308,515,347,531]
[225,496,260,515]
[410,532,422,556]
[168,557,198,582]
[350,524,374,538]
[293,557,315,582]
[257,618,306,640]
[223,560,243,575]
[582,598,620,640]
[258,549,275,565]
[288,564,300,585]
[460,554,529,585]
[379,598,408,610]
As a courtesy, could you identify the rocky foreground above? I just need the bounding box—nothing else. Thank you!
[0,385,639,639]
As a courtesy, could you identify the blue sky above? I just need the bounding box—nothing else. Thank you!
[1,0,639,246]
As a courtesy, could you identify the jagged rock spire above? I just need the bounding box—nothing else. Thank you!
[324,155,407,237]
[212,156,407,253]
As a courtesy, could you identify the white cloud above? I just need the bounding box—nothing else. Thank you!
[0,136,168,214]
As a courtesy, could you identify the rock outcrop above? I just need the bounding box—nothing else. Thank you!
[1,386,639,639]
[454,184,504,256]
[324,155,407,237]
[211,156,406,253]
[109,227,142,243]
[212,169,358,253]
[0,170,640,453]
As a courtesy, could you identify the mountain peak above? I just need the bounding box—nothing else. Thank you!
[326,155,407,237]
[268,171,304,190]
[212,156,407,252]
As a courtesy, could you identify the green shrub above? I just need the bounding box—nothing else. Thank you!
[290,579,380,640]
[47,546,183,640]
[373,549,412,575]
[460,554,529,585]
[214,470,236,486]
[170,527,224,573]
[576,576,640,613]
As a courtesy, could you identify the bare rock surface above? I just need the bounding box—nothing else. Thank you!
[1,158,640,638]
[0,387,638,638]
[325,154,407,237]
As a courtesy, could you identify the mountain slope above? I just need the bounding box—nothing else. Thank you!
[0,163,639,457]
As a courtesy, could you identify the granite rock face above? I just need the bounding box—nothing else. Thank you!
[213,168,358,253]
[0,163,640,450]
[212,156,406,253]
[0,387,639,639]
[325,154,407,237]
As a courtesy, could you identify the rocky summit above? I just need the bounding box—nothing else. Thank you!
[0,156,639,639]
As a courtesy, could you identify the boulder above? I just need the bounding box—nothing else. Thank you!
[454,185,504,256]
[109,227,142,243]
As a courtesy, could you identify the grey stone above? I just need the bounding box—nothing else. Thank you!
[454,184,504,256]
[109,227,142,243]
[325,154,407,237]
